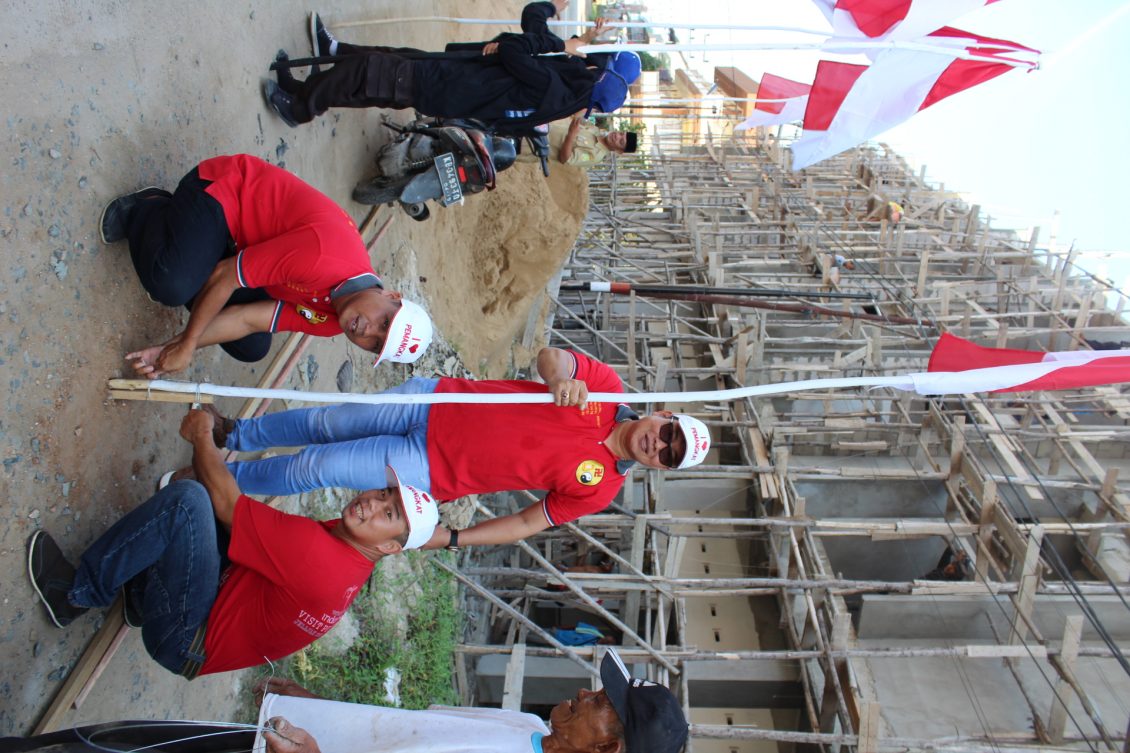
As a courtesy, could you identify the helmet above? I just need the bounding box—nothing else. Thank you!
[610,50,641,86]
[588,51,641,114]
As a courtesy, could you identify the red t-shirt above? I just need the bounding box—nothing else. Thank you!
[426,351,627,526]
[198,154,381,337]
[200,497,374,675]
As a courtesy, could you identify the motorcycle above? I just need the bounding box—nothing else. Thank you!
[352,118,522,221]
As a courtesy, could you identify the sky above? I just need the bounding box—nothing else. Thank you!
[642,0,1130,282]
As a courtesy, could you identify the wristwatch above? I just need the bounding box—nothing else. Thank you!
[446,529,460,551]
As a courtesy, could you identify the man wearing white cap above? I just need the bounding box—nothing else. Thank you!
[26,407,439,679]
[102,154,433,378]
[198,347,712,548]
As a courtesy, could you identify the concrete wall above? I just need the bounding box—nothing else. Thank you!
[858,645,1130,742]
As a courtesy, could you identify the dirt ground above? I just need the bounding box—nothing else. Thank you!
[0,0,585,736]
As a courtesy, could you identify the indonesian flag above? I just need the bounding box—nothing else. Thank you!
[914,334,1130,394]
[145,334,1130,408]
[790,27,1038,170]
[812,0,1003,43]
[735,73,812,130]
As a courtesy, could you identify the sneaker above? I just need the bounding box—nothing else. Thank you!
[155,465,196,493]
[263,80,300,128]
[309,12,335,59]
[98,186,171,244]
[27,531,87,628]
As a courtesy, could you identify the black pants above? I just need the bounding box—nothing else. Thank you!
[286,44,416,123]
[126,168,272,362]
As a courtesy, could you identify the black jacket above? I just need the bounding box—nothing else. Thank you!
[413,2,600,130]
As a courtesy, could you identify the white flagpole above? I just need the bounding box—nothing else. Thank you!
[122,357,1120,406]
[330,16,831,36]
[136,376,915,405]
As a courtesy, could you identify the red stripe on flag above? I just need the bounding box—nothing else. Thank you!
[835,0,911,38]
[929,26,1039,55]
[756,73,812,114]
[927,333,1045,372]
[918,57,1013,110]
[1005,358,1130,393]
[918,27,1039,111]
[802,60,867,132]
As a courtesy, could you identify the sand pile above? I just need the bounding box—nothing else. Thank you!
[409,160,589,376]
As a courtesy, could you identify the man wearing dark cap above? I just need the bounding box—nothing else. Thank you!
[251,647,688,752]
[2,649,688,752]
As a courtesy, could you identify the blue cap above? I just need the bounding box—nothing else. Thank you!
[588,51,641,114]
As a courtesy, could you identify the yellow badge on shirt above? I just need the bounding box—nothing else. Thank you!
[576,460,606,486]
[296,304,328,325]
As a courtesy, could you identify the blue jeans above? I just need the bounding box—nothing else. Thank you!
[226,377,438,495]
[69,482,224,677]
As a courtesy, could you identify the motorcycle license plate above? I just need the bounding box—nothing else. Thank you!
[434,153,464,206]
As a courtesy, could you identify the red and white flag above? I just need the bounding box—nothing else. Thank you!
[910,334,1130,394]
[811,0,1002,43]
[735,73,812,130]
[790,26,1038,170]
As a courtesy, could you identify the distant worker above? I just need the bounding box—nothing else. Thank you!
[921,546,971,581]
[520,114,638,167]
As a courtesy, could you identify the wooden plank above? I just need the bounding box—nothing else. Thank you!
[969,402,1042,501]
[857,702,882,753]
[627,292,639,389]
[1047,615,1083,744]
[501,643,528,711]
[107,387,214,404]
[33,597,126,734]
[1009,526,1044,645]
[71,622,131,709]
[976,480,998,581]
[621,517,649,636]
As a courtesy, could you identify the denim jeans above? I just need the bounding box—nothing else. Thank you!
[226,377,438,495]
[69,481,225,676]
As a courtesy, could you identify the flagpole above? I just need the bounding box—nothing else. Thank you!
[109,351,1130,407]
[329,16,831,36]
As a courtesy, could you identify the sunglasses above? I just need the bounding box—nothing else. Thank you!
[658,417,687,469]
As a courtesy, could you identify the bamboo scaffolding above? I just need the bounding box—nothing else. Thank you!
[468,129,1130,752]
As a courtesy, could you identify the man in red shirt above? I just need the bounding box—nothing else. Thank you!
[193,347,712,549]
[26,408,439,679]
[100,154,434,378]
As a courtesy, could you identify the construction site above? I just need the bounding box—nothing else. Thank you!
[6,4,1129,749]
[448,72,1130,752]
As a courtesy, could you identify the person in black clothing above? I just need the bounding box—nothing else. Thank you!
[921,546,972,581]
[264,1,635,131]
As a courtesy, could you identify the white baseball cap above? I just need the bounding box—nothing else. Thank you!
[374,299,434,366]
[673,414,711,469]
[386,466,440,550]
